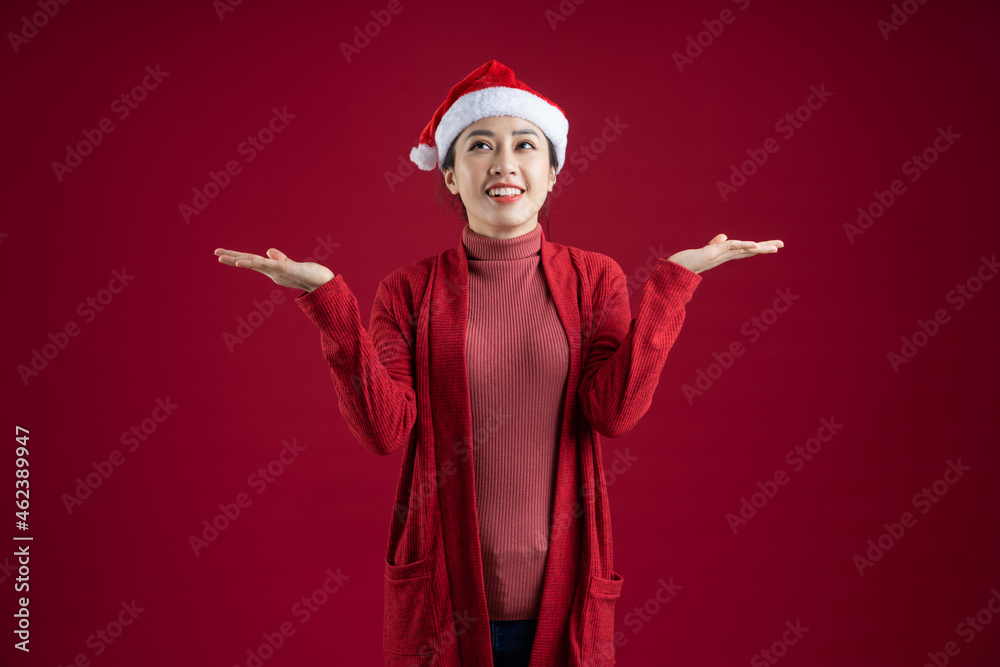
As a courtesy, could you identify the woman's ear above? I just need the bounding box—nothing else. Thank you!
[548,165,557,192]
[443,167,459,195]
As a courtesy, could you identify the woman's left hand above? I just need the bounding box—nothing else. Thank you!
[667,234,785,274]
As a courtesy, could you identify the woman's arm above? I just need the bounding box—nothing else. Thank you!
[295,275,417,457]
[214,246,417,456]
[577,235,784,437]
[578,255,701,438]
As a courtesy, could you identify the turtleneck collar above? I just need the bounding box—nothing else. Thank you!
[461,223,542,261]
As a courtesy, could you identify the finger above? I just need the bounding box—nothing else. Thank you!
[217,252,261,267]
[717,239,784,254]
[217,250,266,268]
[221,250,269,270]
[732,241,782,257]
[235,256,277,271]
[215,248,241,263]
[724,241,758,254]
[267,248,291,261]
[752,239,784,253]
[215,248,257,261]
[709,234,727,244]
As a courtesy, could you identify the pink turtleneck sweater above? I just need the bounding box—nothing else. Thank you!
[460,223,568,622]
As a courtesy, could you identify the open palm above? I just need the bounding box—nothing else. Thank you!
[668,234,784,274]
[214,247,335,292]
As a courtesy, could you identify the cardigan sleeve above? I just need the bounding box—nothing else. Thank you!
[294,274,417,456]
[578,256,701,438]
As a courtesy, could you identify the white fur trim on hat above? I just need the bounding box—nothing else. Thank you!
[434,87,568,174]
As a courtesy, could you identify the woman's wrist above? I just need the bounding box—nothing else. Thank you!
[305,270,336,292]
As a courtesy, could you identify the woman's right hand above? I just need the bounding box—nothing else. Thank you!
[214,247,335,293]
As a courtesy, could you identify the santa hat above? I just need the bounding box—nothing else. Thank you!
[409,59,568,174]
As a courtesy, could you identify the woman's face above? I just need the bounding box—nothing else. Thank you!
[444,115,556,239]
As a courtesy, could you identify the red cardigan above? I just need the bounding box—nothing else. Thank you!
[295,226,701,666]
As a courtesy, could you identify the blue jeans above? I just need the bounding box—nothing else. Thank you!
[490,619,537,666]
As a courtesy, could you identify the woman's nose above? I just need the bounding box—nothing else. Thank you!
[491,144,517,174]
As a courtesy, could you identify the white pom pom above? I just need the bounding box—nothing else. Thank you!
[409,144,438,171]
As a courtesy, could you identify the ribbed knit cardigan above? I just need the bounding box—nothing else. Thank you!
[294,224,702,666]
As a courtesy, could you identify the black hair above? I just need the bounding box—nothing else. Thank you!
[437,129,559,238]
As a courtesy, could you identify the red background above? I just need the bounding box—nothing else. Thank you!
[3,0,999,665]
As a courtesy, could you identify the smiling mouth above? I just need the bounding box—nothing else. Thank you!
[487,187,525,198]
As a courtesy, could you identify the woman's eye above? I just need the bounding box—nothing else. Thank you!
[470,140,535,150]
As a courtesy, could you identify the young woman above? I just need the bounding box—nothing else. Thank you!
[215,60,783,667]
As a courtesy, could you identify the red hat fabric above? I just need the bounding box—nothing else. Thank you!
[409,59,569,174]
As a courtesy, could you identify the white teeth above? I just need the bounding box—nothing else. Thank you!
[487,187,523,197]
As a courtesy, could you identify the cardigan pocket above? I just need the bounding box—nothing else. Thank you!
[383,555,444,663]
[583,571,624,665]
